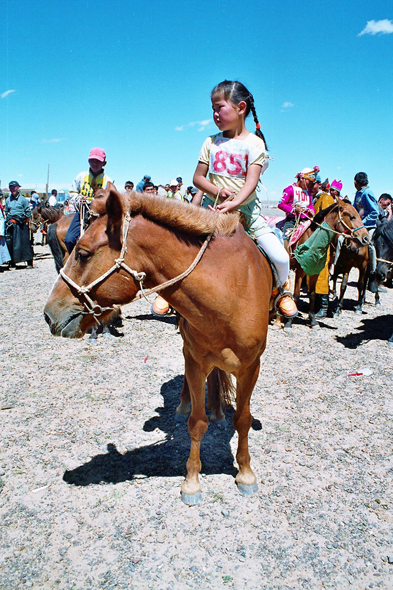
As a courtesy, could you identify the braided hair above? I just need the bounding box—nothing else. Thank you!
[211,80,268,149]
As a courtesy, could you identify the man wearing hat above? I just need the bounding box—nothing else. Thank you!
[176,176,186,199]
[5,181,34,268]
[278,167,318,245]
[65,148,112,254]
[167,180,184,202]
[353,172,379,291]
[136,175,151,193]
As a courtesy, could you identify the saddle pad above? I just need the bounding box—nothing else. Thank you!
[289,220,311,247]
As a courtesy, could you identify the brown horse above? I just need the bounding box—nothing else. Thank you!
[46,190,123,338]
[284,200,370,330]
[30,204,64,245]
[47,190,109,272]
[331,243,380,317]
[44,187,273,504]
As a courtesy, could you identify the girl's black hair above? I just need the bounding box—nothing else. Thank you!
[211,80,268,149]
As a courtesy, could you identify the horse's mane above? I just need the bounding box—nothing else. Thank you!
[126,192,239,237]
[311,203,337,229]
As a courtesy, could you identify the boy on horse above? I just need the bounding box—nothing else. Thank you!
[64,148,112,254]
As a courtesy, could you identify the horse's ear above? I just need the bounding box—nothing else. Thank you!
[106,184,126,225]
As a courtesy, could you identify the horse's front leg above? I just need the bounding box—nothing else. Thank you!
[333,271,349,317]
[181,352,208,505]
[233,359,260,496]
[355,266,368,315]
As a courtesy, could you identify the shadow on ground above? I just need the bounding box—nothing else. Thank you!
[63,375,257,486]
[336,314,393,349]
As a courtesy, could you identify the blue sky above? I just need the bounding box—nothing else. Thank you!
[1,0,392,203]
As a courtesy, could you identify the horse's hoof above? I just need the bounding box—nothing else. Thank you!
[211,418,228,429]
[174,412,189,423]
[283,327,293,337]
[311,323,320,330]
[388,340,393,348]
[181,491,202,505]
[236,482,258,497]
[375,302,381,309]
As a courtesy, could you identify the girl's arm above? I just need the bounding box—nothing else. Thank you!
[215,164,262,214]
[193,162,234,202]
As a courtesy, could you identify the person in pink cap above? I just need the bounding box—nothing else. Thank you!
[330,179,343,199]
[65,148,112,253]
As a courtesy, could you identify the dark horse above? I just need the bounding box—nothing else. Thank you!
[44,187,273,504]
[374,219,393,346]
[285,200,370,330]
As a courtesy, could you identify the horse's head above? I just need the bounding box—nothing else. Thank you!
[44,187,132,338]
[331,198,370,250]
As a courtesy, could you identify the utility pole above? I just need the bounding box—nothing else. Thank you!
[46,164,50,200]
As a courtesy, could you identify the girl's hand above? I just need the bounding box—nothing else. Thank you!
[215,199,237,214]
[218,188,235,201]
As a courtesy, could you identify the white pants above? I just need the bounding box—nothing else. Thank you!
[257,232,290,287]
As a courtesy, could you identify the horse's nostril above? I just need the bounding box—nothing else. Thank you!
[362,236,370,245]
[44,312,52,327]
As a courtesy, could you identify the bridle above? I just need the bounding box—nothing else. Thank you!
[306,202,367,243]
[59,212,214,324]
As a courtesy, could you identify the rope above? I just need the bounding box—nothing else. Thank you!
[376,257,393,266]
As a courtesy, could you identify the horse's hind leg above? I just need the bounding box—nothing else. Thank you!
[181,353,208,505]
[233,359,260,497]
[175,376,191,422]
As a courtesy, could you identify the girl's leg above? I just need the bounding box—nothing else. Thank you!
[257,232,289,286]
[256,232,297,319]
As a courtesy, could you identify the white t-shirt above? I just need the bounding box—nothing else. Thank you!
[48,195,57,206]
[198,132,269,206]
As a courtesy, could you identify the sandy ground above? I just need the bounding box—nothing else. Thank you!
[0,245,392,590]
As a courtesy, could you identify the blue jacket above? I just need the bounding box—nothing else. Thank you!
[353,186,378,229]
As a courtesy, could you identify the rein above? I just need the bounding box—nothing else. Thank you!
[59,212,214,323]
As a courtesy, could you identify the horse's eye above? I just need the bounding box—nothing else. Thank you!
[76,250,91,262]
[350,215,356,220]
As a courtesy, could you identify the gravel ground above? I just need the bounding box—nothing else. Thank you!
[1,245,392,590]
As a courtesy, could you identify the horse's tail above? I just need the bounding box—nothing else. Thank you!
[207,367,235,414]
[47,222,64,273]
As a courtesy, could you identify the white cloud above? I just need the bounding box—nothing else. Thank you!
[42,138,64,143]
[1,89,15,99]
[282,101,294,109]
[358,19,393,36]
[175,119,212,132]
